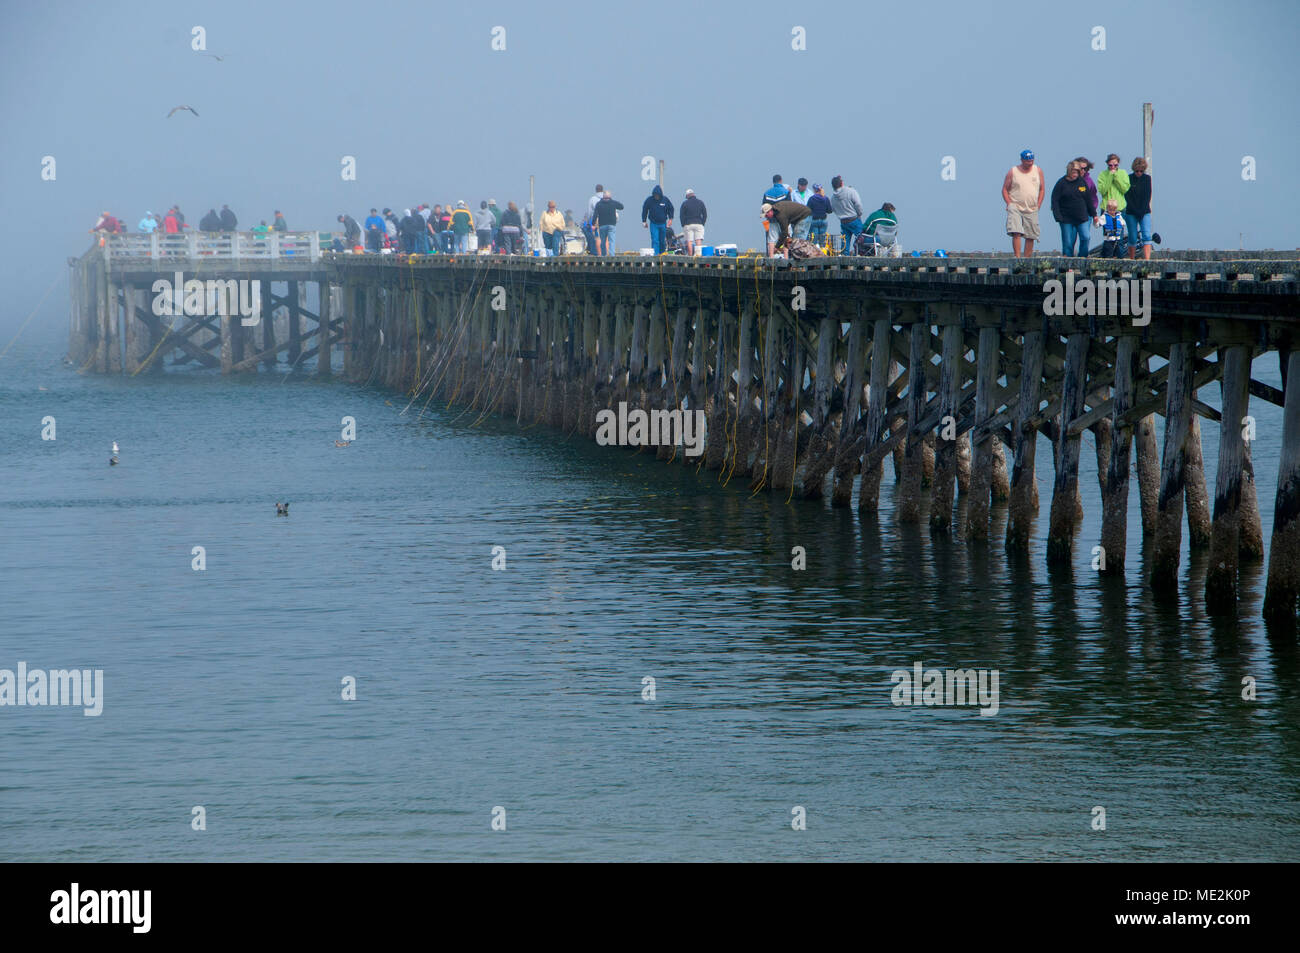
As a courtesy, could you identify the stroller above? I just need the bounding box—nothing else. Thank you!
[664,225,687,255]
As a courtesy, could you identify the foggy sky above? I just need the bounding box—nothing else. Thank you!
[1,0,1297,337]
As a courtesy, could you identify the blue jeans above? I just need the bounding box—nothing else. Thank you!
[809,219,827,244]
[599,224,616,254]
[1124,212,1152,247]
[1060,221,1090,256]
[839,218,862,254]
[582,223,597,254]
[649,222,666,254]
[455,232,470,253]
[794,217,812,240]
[545,231,564,255]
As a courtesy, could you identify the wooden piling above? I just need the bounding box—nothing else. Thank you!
[930,323,963,531]
[1264,350,1300,625]
[1135,355,1160,536]
[1151,342,1195,593]
[831,317,866,506]
[966,326,998,540]
[1206,345,1252,611]
[991,440,1010,501]
[956,432,971,495]
[318,281,333,376]
[771,324,801,493]
[897,320,929,522]
[1240,440,1265,559]
[262,281,277,371]
[1184,416,1212,548]
[1046,333,1089,564]
[103,266,122,374]
[889,358,906,481]
[859,318,892,511]
[1007,330,1045,548]
[1099,336,1138,573]
[706,307,732,471]
[732,302,755,478]
[288,280,302,368]
[798,315,838,497]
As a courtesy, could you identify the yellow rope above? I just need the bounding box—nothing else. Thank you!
[130,314,175,376]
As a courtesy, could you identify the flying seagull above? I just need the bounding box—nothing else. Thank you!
[167,105,199,118]
[202,53,227,62]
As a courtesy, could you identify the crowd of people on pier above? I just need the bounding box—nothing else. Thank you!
[93,205,290,236]
[1002,148,1156,259]
[90,146,1155,260]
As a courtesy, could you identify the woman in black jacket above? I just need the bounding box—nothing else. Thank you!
[1124,157,1153,260]
[1051,161,1096,256]
[499,201,524,254]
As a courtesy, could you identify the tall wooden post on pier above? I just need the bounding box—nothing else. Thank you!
[1142,102,1154,172]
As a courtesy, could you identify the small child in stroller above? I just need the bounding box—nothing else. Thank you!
[1101,200,1128,258]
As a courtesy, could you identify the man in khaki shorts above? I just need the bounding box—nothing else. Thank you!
[1001,149,1044,257]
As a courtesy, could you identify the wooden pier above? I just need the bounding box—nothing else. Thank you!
[67,232,336,375]
[70,237,1300,624]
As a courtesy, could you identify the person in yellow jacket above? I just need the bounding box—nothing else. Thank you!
[1096,153,1131,221]
[540,200,566,256]
[450,201,475,254]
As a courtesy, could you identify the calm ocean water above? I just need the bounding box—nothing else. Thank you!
[2,324,1298,861]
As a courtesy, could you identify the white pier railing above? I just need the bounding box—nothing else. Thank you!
[100,231,324,262]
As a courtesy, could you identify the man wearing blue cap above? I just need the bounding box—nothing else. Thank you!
[1001,149,1044,257]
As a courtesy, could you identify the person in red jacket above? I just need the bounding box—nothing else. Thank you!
[162,209,180,233]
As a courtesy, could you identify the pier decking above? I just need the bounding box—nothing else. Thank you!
[70,236,1300,623]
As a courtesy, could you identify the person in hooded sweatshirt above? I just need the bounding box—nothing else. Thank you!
[641,185,675,255]
[138,211,159,233]
[477,201,495,253]
[199,208,222,232]
[219,204,238,231]
[399,208,425,253]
